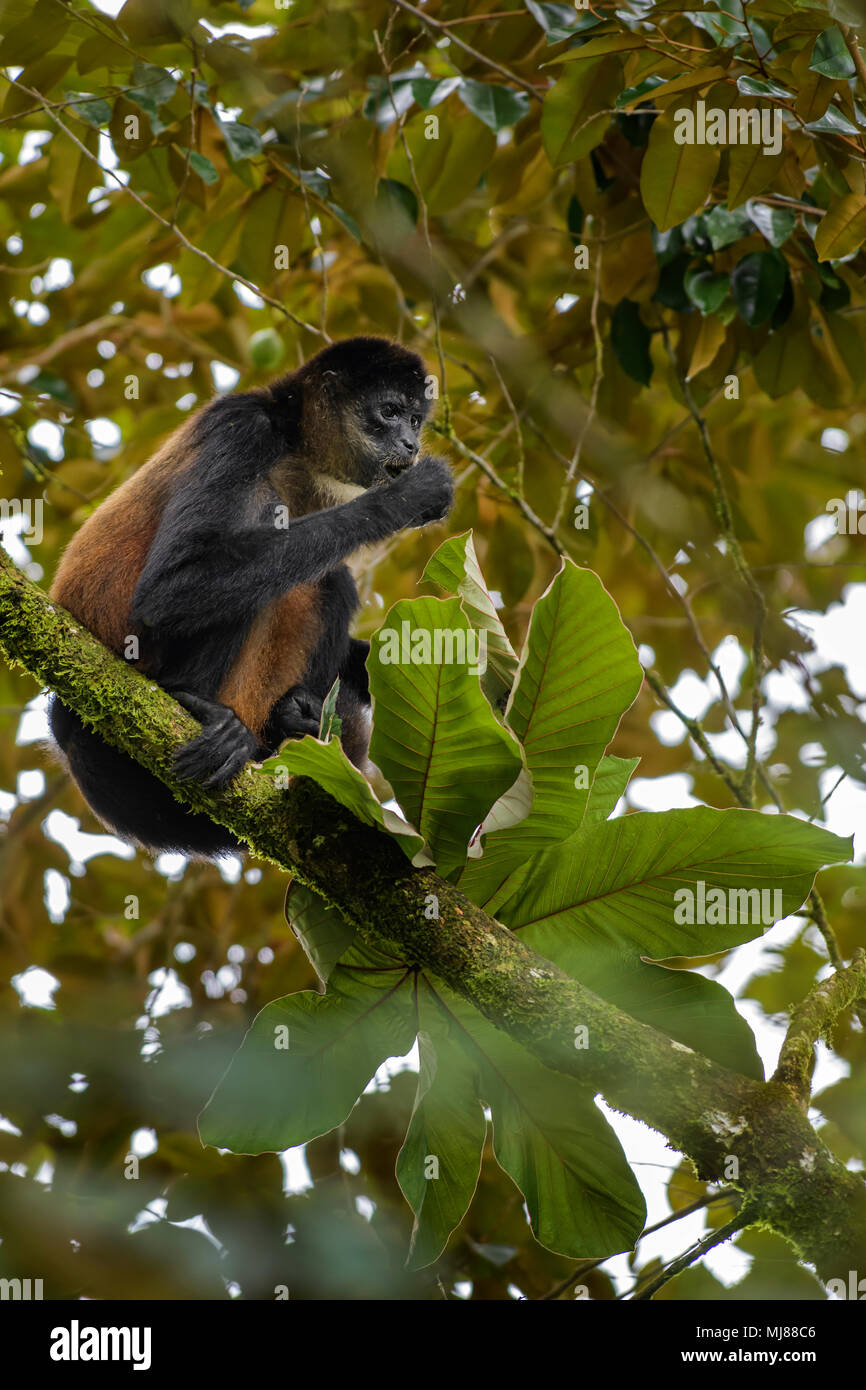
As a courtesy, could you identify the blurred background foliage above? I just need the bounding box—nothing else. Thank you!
[0,0,864,1299]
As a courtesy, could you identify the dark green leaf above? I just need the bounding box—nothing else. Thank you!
[376,177,418,227]
[746,200,796,247]
[285,882,355,984]
[806,107,860,136]
[704,204,754,250]
[684,265,730,314]
[185,150,219,184]
[458,79,530,132]
[199,945,416,1152]
[410,77,460,109]
[67,93,111,127]
[369,595,522,875]
[567,192,584,239]
[219,120,262,161]
[526,0,600,44]
[577,949,764,1081]
[731,250,788,326]
[736,74,793,100]
[809,28,856,79]
[327,202,362,242]
[653,252,694,312]
[611,298,653,384]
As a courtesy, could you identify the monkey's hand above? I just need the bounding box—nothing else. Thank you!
[390,454,454,528]
[172,692,265,790]
[269,686,324,742]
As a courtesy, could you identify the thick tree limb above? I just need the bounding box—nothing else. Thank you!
[1,544,865,1285]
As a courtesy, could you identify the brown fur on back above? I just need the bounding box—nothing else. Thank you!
[50,417,200,653]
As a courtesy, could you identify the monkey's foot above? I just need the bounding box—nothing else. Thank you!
[172,693,262,790]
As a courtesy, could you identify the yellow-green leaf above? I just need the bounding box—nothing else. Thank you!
[814,193,866,260]
[640,104,719,231]
[542,56,622,167]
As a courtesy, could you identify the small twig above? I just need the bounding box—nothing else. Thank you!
[295,83,331,342]
[629,1213,748,1300]
[434,425,563,556]
[169,54,198,227]
[841,25,866,98]
[2,75,326,340]
[488,356,526,495]
[374,26,449,427]
[551,238,603,534]
[540,1190,738,1300]
[642,668,745,803]
[388,0,543,100]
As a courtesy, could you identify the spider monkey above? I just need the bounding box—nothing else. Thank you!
[48,336,454,857]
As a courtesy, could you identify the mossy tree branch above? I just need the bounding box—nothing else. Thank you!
[1,544,865,1285]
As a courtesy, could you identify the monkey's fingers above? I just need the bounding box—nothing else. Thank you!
[200,748,251,790]
[172,690,224,723]
[173,721,256,785]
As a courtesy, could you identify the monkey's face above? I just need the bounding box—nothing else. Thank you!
[356,387,429,484]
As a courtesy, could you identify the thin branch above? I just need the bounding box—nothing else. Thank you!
[659,324,767,806]
[488,355,526,496]
[374,25,449,427]
[433,424,564,556]
[841,25,866,97]
[540,1190,738,1300]
[295,83,331,342]
[2,75,326,340]
[551,238,604,534]
[629,1213,749,1300]
[388,0,543,100]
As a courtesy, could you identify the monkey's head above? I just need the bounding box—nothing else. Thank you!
[298,337,431,488]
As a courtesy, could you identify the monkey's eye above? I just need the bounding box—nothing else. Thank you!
[410,414,421,430]
[380,403,400,420]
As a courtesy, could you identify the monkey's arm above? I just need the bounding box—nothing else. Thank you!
[132,454,453,638]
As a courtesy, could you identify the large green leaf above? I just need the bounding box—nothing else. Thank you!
[199,943,415,1153]
[397,994,486,1269]
[386,106,496,214]
[258,736,426,862]
[581,754,639,825]
[285,881,355,984]
[368,595,522,876]
[497,807,852,958]
[440,986,646,1257]
[422,530,518,703]
[459,563,642,905]
[575,948,764,1081]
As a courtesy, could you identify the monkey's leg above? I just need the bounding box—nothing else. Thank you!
[171,690,267,790]
[49,698,241,856]
[340,638,370,700]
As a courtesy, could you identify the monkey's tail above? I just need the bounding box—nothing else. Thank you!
[48,697,242,859]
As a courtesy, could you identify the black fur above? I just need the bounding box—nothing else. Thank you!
[49,337,454,857]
